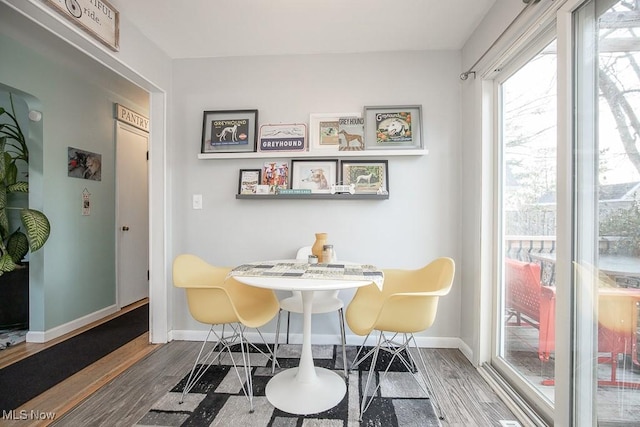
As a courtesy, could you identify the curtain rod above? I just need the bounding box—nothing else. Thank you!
[460,0,541,80]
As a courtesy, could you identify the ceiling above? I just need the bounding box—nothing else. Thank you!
[108,0,497,59]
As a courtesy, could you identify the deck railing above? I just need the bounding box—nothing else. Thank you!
[505,236,640,287]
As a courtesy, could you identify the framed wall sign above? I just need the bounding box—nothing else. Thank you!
[258,123,307,152]
[291,159,338,194]
[44,0,120,51]
[341,160,389,195]
[238,169,261,195]
[201,109,258,154]
[363,105,423,150]
[309,113,360,152]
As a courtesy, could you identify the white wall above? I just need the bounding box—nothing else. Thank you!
[170,51,463,344]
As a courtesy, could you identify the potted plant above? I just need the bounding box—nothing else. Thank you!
[0,93,50,327]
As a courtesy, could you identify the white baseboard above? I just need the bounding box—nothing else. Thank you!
[26,304,119,343]
[458,339,474,362]
[170,329,463,351]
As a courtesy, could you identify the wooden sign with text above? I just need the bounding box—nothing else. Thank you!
[115,104,149,133]
[44,0,119,51]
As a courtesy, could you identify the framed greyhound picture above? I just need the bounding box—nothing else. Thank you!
[291,159,338,194]
[309,112,360,152]
[363,105,422,150]
[201,109,258,153]
[341,160,389,195]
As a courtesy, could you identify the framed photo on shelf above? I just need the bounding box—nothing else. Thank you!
[201,109,258,154]
[261,161,289,194]
[341,160,389,195]
[238,169,261,195]
[258,123,307,152]
[291,159,338,194]
[309,113,360,152]
[338,116,365,151]
[363,105,422,150]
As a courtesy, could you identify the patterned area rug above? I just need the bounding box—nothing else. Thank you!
[0,328,27,350]
[136,344,441,427]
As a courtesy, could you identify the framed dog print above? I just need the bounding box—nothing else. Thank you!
[363,105,422,150]
[341,160,389,195]
[201,109,258,153]
[238,169,261,195]
[261,161,289,194]
[309,113,360,152]
[291,159,338,194]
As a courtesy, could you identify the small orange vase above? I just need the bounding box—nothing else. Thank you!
[312,233,328,263]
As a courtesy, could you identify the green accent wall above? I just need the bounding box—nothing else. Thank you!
[0,29,148,331]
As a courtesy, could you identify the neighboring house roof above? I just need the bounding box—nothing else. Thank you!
[536,181,640,205]
[599,181,640,201]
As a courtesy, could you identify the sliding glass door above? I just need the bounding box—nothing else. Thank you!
[573,0,640,424]
[491,1,640,424]
[494,33,558,417]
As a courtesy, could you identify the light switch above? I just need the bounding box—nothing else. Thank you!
[192,194,203,209]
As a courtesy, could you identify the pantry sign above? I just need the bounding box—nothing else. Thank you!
[44,0,119,51]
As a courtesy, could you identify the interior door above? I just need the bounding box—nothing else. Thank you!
[116,121,149,307]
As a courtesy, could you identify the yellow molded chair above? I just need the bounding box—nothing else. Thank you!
[272,246,348,377]
[173,254,279,412]
[346,257,455,421]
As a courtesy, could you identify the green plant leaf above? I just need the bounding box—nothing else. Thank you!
[0,184,6,209]
[7,181,28,193]
[0,187,7,237]
[5,163,17,187]
[0,253,16,273]
[0,139,5,182]
[20,208,50,252]
[6,230,28,263]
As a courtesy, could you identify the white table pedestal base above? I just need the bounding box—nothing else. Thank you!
[266,367,347,415]
[230,277,371,416]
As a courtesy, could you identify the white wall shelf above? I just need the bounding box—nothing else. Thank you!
[236,193,389,200]
[198,148,428,160]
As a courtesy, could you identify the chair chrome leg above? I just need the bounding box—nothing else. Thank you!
[238,330,254,413]
[180,327,213,404]
[359,332,383,421]
[338,308,348,378]
[217,324,225,365]
[351,332,372,370]
[408,334,445,421]
[272,309,282,374]
[286,311,291,344]
[180,325,238,404]
[405,333,418,373]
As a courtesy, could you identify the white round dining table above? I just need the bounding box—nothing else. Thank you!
[233,269,374,415]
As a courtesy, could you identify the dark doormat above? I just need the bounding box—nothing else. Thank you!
[0,303,148,411]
